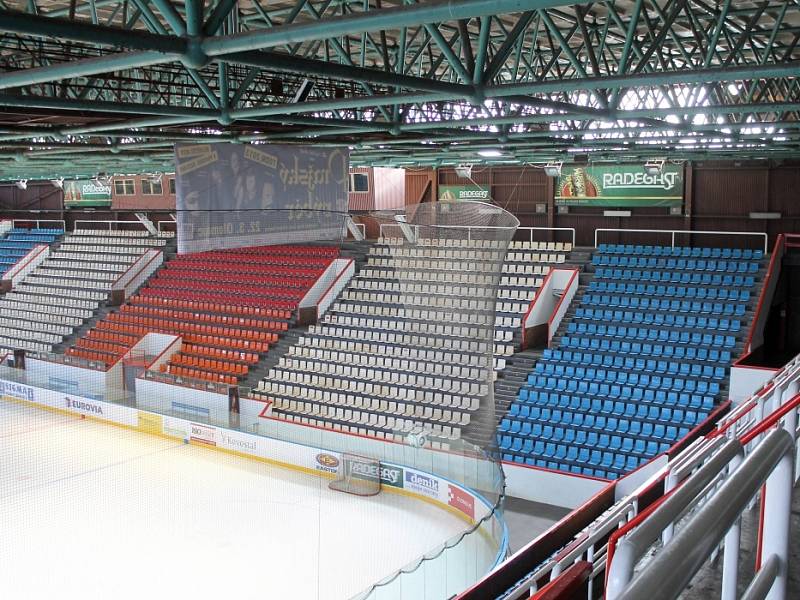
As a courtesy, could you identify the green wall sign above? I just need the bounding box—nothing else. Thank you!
[64,179,113,208]
[438,185,490,202]
[555,164,684,207]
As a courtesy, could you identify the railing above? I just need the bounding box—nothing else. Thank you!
[604,356,800,600]
[27,350,107,372]
[607,423,796,600]
[110,249,163,301]
[12,218,66,231]
[2,244,48,286]
[517,226,576,248]
[139,368,232,395]
[594,228,769,254]
[74,219,149,233]
[743,234,785,356]
[502,496,639,599]
[715,352,800,442]
[377,223,575,247]
[786,233,800,249]
[157,220,178,235]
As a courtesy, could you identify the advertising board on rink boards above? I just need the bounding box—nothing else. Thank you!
[0,377,486,523]
[0,379,137,426]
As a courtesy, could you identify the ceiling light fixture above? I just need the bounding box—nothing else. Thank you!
[643,160,665,175]
[454,164,472,178]
[543,162,563,177]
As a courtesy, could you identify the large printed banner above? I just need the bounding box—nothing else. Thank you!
[64,179,112,208]
[174,143,349,253]
[555,164,684,207]
[438,185,490,202]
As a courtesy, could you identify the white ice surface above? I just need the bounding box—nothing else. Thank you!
[0,400,475,600]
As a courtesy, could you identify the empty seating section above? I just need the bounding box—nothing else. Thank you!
[0,227,62,277]
[497,240,571,353]
[498,244,764,480]
[0,228,162,355]
[253,236,525,442]
[69,245,336,383]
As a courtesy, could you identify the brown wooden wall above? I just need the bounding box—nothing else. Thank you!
[347,167,374,211]
[111,174,176,211]
[405,161,800,248]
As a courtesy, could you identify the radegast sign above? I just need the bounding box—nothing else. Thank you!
[555,164,684,207]
[438,185,491,202]
[64,179,113,208]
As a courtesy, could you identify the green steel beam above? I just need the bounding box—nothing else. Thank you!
[200,0,595,56]
[150,0,187,35]
[482,11,535,82]
[472,15,492,85]
[0,50,183,91]
[204,0,238,35]
[0,9,185,53]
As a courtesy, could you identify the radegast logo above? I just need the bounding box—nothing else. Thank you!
[0,381,34,401]
[65,397,103,415]
[315,453,340,473]
[348,462,404,488]
[404,471,440,498]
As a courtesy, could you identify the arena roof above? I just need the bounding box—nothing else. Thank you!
[0,0,798,178]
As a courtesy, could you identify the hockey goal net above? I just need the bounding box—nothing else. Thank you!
[329,453,382,496]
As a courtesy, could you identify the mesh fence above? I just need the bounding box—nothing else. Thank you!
[366,202,519,451]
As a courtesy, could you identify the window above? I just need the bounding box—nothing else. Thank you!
[349,173,369,193]
[168,178,176,194]
[141,178,163,195]
[114,179,135,195]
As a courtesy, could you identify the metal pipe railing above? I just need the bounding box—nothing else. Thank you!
[73,219,148,233]
[12,218,66,231]
[612,428,794,600]
[594,228,769,254]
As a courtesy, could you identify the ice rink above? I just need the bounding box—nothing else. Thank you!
[0,399,486,600]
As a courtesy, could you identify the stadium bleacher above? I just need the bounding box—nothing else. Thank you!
[69,245,337,384]
[0,229,165,356]
[497,244,765,480]
[0,227,62,277]
[251,237,569,442]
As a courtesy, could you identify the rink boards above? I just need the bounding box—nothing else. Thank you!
[0,377,505,550]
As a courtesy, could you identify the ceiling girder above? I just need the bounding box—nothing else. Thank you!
[0,0,798,175]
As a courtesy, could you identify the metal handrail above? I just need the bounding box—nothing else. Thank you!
[378,223,575,247]
[612,428,794,600]
[12,218,66,231]
[594,228,769,254]
[73,219,148,233]
[517,226,576,248]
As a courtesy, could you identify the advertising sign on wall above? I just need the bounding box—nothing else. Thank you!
[174,143,349,253]
[438,185,490,202]
[555,164,684,207]
[64,179,113,208]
